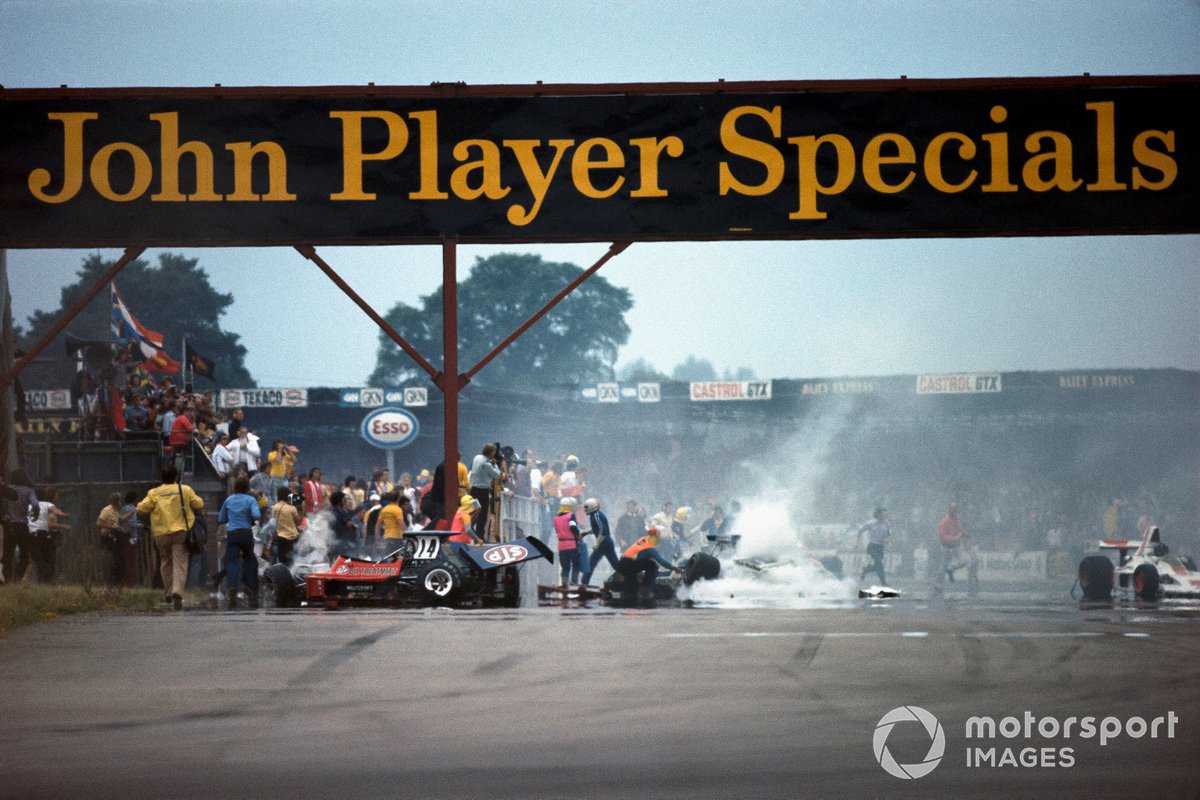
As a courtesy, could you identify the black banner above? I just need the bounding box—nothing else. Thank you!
[1,79,1196,246]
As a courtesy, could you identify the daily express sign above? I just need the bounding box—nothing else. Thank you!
[1,79,1196,246]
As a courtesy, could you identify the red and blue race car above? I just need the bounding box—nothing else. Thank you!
[263,531,553,609]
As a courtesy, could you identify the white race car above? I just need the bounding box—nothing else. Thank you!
[1078,526,1200,601]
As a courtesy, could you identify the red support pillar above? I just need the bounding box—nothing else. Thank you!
[441,237,460,523]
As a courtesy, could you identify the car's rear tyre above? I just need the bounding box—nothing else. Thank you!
[683,553,721,586]
[263,563,298,607]
[1133,563,1160,601]
[418,562,463,604]
[1078,556,1113,601]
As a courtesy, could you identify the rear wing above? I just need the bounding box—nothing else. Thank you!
[457,536,555,571]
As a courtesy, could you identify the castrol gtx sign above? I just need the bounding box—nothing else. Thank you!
[360,407,419,449]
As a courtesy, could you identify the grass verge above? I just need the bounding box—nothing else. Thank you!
[0,584,195,636]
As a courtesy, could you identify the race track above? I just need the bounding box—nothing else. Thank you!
[0,586,1198,800]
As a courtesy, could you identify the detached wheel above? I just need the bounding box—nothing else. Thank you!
[418,561,463,604]
[1078,556,1113,601]
[1133,563,1160,601]
[264,563,298,607]
[683,553,721,586]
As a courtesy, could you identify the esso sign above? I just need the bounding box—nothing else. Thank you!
[360,407,419,449]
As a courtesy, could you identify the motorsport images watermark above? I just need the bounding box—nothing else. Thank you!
[873,706,1180,778]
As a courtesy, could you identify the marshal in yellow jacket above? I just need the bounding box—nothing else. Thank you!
[137,482,205,537]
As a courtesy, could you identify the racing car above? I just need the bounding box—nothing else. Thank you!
[263,530,553,609]
[1078,525,1200,601]
[537,538,724,607]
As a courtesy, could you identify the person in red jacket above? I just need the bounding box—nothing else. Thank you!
[167,407,195,474]
[937,502,970,586]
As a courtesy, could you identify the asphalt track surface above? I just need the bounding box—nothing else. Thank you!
[1,584,1198,800]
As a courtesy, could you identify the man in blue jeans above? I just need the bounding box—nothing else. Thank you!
[218,474,261,609]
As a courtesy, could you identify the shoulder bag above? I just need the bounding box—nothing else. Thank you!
[179,484,207,553]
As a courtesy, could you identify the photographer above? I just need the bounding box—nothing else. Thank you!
[468,443,503,540]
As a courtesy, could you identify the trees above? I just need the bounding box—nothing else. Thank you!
[368,253,632,390]
[670,355,718,382]
[17,252,252,389]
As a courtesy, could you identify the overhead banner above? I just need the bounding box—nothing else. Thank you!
[1,78,1196,246]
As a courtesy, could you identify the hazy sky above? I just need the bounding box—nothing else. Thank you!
[2,0,1197,387]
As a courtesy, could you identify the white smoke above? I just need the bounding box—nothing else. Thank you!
[292,511,336,571]
[678,398,862,607]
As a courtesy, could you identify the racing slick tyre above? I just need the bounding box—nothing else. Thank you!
[683,553,721,586]
[264,563,298,607]
[1133,563,1160,601]
[1078,556,1113,601]
[418,561,464,605]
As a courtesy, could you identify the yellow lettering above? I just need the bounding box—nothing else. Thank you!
[1132,130,1176,190]
[224,141,296,200]
[718,105,783,196]
[981,106,1018,192]
[149,112,221,201]
[90,142,152,202]
[787,133,855,221]
[408,109,449,200]
[1086,101,1126,191]
[924,132,977,193]
[628,136,683,198]
[862,133,916,193]
[28,112,96,204]
[449,139,509,200]
[1022,132,1082,192]
[502,139,574,226]
[571,137,625,199]
[329,111,408,200]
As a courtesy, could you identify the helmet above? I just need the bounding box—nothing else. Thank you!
[557,497,577,513]
[674,506,691,522]
[566,455,579,468]
[459,494,477,509]
[584,497,600,514]
[646,526,659,541]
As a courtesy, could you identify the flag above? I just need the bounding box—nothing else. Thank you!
[140,349,181,374]
[187,345,216,379]
[111,283,181,373]
[111,283,165,359]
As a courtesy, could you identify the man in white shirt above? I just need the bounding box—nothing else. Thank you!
[210,433,234,479]
[227,430,261,474]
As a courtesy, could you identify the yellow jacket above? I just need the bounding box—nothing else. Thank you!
[137,482,205,537]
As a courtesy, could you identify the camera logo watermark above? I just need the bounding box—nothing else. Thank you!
[873,706,946,779]
[873,706,1180,777]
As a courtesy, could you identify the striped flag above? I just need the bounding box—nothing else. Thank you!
[111,283,180,373]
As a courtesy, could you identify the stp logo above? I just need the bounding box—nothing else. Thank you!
[360,407,419,449]
[483,544,529,565]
